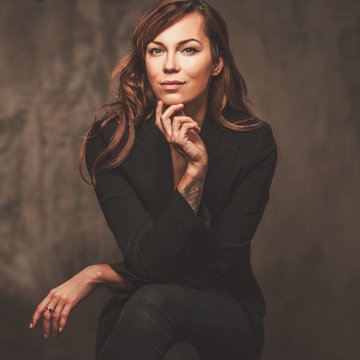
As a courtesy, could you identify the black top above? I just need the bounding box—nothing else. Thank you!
[85,111,277,325]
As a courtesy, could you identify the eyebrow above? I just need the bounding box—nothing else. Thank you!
[149,38,202,47]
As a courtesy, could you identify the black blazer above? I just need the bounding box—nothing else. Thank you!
[85,111,277,325]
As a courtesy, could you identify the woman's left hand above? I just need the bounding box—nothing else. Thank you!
[29,265,102,339]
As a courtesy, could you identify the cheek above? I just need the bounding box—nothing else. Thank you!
[183,58,213,82]
[187,68,212,88]
[145,61,157,81]
[146,70,155,83]
[145,65,160,94]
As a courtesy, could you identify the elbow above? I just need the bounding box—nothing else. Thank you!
[123,249,180,282]
[121,225,185,282]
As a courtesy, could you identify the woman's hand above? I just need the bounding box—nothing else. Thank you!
[155,100,208,169]
[29,265,103,339]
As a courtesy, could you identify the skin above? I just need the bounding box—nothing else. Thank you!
[146,12,223,128]
[29,11,224,340]
[146,12,223,209]
[29,265,127,338]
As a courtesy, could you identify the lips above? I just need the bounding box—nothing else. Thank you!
[160,80,185,85]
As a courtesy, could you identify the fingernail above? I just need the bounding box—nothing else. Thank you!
[59,327,63,332]
[44,333,48,339]
[29,323,33,329]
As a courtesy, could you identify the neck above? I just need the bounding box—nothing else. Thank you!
[183,94,208,128]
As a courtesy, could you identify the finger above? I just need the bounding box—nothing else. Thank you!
[42,297,58,338]
[177,123,200,142]
[172,123,200,161]
[172,116,201,133]
[171,123,192,148]
[161,102,184,120]
[42,304,56,339]
[51,302,65,337]
[171,116,182,138]
[59,304,73,333]
[160,104,184,139]
[30,291,55,328]
[171,117,200,142]
[155,100,164,131]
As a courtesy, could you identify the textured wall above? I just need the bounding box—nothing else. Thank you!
[0,0,358,359]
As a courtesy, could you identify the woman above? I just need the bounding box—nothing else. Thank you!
[29,1,277,359]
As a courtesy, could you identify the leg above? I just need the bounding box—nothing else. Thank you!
[163,341,202,360]
[96,296,202,360]
[96,295,129,358]
[97,284,264,360]
[154,285,264,360]
[174,287,264,360]
[97,284,181,360]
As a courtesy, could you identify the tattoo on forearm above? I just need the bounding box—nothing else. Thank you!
[180,176,204,213]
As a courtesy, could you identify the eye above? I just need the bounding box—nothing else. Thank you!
[182,47,198,54]
[148,47,162,55]
[148,47,199,55]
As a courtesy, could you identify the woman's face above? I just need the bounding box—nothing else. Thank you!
[145,12,223,107]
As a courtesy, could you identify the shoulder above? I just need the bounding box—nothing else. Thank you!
[230,121,277,170]
[89,101,124,140]
[87,117,117,152]
[230,119,276,149]
[85,116,127,174]
[249,122,277,169]
[252,122,277,153]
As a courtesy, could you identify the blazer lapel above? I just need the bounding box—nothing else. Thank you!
[128,112,242,221]
[200,115,243,219]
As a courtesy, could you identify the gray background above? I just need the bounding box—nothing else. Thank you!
[1,0,359,359]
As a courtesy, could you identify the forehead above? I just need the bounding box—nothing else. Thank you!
[152,12,207,43]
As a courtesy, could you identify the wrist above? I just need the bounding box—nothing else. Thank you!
[83,264,107,286]
[186,163,208,178]
[85,264,128,291]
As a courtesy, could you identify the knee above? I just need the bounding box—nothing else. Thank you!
[163,341,202,360]
[114,284,181,334]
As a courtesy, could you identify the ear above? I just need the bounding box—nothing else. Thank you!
[211,55,224,76]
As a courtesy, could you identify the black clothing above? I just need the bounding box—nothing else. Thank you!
[85,111,277,358]
[95,283,264,360]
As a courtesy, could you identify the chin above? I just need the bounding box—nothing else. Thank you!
[160,94,188,106]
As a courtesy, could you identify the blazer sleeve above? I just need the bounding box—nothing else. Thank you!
[176,123,278,288]
[85,123,212,283]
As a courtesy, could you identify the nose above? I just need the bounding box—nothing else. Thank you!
[163,52,180,73]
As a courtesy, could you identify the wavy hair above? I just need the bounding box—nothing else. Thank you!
[79,0,267,186]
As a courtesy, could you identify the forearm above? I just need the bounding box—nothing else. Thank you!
[86,264,129,291]
[177,165,207,214]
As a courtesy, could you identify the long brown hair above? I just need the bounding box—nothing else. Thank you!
[79,0,267,186]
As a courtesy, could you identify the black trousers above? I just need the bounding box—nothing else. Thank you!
[96,284,264,360]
